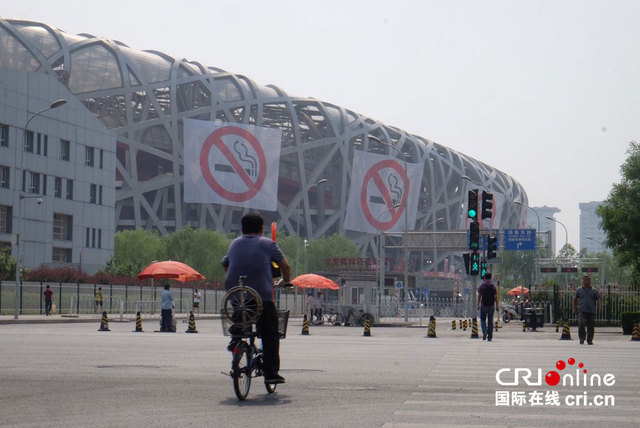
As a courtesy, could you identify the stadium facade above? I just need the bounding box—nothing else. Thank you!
[0,18,528,279]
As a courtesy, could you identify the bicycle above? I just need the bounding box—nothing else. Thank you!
[221,278,289,401]
[343,306,374,327]
[310,308,344,326]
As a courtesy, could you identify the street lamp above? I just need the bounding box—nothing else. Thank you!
[14,98,67,319]
[367,135,410,321]
[545,216,568,254]
[515,201,541,286]
[376,203,401,321]
[586,236,606,287]
[294,178,328,276]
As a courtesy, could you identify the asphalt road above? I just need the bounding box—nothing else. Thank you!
[0,317,638,427]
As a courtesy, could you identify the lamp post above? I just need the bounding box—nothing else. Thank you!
[515,201,541,287]
[545,216,568,255]
[376,203,401,321]
[294,178,328,277]
[14,99,67,319]
[586,236,606,287]
[293,178,327,314]
[367,135,410,321]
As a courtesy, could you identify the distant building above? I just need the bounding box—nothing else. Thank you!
[579,201,606,254]
[521,205,560,255]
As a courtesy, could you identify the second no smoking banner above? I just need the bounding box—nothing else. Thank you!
[345,150,424,234]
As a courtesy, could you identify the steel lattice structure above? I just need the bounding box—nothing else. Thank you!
[0,18,527,266]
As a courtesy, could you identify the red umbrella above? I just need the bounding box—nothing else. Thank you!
[291,273,340,290]
[137,261,205,283]
[507,286,529,296]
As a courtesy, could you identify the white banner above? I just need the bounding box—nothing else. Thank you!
[183,119,282,211]
[345,150,424,234]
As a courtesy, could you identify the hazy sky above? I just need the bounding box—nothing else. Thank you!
[3,0,639,250]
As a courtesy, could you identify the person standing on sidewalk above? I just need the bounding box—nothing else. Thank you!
[95,287,103,313]
[573,276,602,345]
[160,283,174,332]
[43,285,54,316]
[477,273,497,341]
[192,288,201,314]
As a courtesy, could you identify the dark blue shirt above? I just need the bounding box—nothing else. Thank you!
[221,235,285,303]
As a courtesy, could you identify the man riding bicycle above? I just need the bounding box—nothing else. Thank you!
[222,212,291,385]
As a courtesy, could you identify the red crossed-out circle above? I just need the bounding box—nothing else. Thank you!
[199,126,267,202]
[360,159,409,230]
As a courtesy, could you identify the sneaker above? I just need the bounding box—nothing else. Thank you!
[264,373,285,384]
[580,340,584,344]
[487,337,492,342]
[587,341,593,345]
[483,334,487,340]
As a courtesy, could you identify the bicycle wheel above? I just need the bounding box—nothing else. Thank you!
[330,312,344,326]
[232,342,252,401]
[222,286,263,328]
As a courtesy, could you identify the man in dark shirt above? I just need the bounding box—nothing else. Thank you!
[222,212,291,384]
[43,285,54,316]
[573,276,602,345]
[477,273,497,341]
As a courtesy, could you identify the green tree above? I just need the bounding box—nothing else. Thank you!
[0,247,17,280]
[306,234,360,273]
[598,141,640,286]
[110,229,167,275]
[164,227,230,282]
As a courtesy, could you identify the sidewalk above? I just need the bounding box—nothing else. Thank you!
[0,312,220,324]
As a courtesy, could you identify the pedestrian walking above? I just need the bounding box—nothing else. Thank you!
[315,291,324,323]
[43,284,54,316]
[306,292,317,323]
[477,273,497,341]
[573,276,602,345]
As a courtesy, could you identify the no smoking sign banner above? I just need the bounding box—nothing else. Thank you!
[183,119,282,210]
[345,150,424,234]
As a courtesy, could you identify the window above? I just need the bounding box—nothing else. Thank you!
[85,146,94,167]
[0,205,12,233]
[85,227,90,247]
[0,124,8,147]
[42,174,47,195]
[43,135,48,156]
[36,133,41,154]
[90,184,97,204]
[0,166,9,188]
[54,177,62,198]
[28,172,40,194]
[60,140,70,161]
[98,229,102,249]
[66,179,73,200]
[98,185,103,205]
[53,213,72,241]
[52,247,72,263]
[24,131,34,152]
[99,149,104,169]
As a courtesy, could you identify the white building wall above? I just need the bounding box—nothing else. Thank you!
[0,69,116,273]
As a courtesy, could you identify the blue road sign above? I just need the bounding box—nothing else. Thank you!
[503,229,536,250]
[396,281,403,289]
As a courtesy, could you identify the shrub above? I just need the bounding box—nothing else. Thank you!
[620,311,640,335]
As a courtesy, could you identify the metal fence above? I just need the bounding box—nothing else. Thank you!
[0,281,307,316]
[553,287,640,325]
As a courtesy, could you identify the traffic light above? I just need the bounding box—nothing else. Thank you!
[487,236,498,259]
[469,221,480,251]
[481,190,493,220]
[470,252,480,276]
[480,259,488,278]
[468,189,478,221]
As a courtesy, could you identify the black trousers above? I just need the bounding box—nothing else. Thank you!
[578,312,595,342]
[257,302,280,376]
[161,309,172,332]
